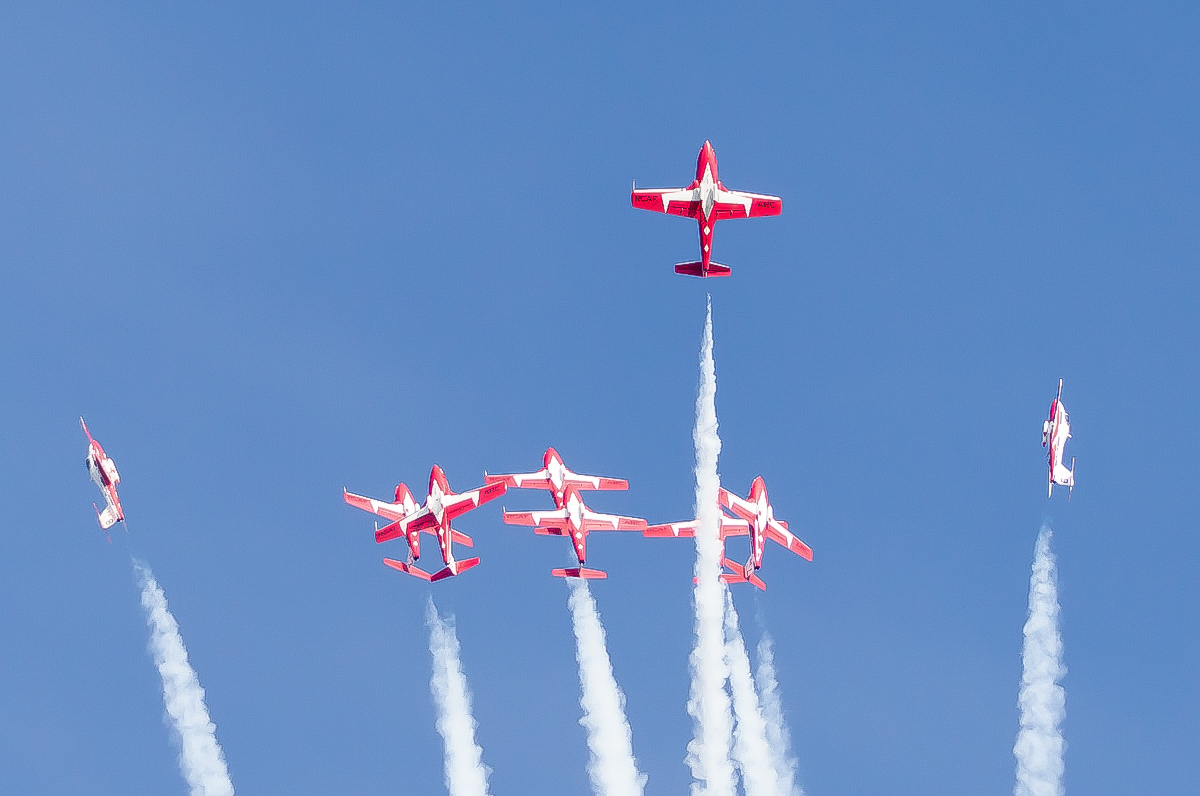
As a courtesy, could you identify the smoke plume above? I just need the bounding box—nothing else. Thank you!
[567,578,647,796]
[685,296,737,796]
[723,590,776,796]
[133,559,235,796]
[426,597,492,796]
[754,630,802,796]
[1013,524,1067,796]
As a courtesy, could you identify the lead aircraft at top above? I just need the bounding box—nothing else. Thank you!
[631,140,782,277]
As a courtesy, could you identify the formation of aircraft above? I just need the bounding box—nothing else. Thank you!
[1043,379,1076,499]
[81,417,124,540]
[646,476,813,590]
[79,145,1080,588]
[344,465,506,582]
[489,449,645,579]
[631,140,782,278]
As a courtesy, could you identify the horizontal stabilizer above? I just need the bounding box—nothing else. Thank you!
[375,520,402,543]
[381,558,432,581]
[430,557,482,582]
[450,529,473,547]
[552,567,607,580]
[675,261,732,278]
[95,504,119,530]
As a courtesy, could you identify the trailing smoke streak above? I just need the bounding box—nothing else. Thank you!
[567,578,647,796]
[1013,525,1067,796]
[685,296,737,796]
[132,559,235,796]
[723,590,776,796]
[426,597,492,796]
[754,631,803,796]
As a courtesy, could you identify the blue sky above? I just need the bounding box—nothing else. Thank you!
[1,3,1198,794]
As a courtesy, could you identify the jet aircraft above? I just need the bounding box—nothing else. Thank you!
[502,485,647,579]
[81,417,124,540]
[485,447,628,510]
[719,477,813,590]
[344,465,506,582]
[631,140,782,277]
[645,511,762,588]
[1043,379,1076,499]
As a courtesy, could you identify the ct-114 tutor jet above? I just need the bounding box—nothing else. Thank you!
[631,140,782,277]
[645,477,811,590]
[1043,379,1076,499]
[501,487,647,580]
[485,447,629,510]
[343,465,506,582]
[81,417,124,540]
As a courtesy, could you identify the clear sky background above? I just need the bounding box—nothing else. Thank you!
[1,3,1197,795]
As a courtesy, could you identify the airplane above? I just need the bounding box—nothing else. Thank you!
[644,511,764,588]
[1042,378,1076,499]
[502,485,647,579]
[717,476,813,590]
[485,447,628,510]
[81,417,124,540]
[630,140,782,278]
[343,464,506,582]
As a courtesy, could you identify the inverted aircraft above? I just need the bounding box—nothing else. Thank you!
[1042,379,1076,499]
[81,417,124,539]
[344,464,506,582]
[631,140,782,277]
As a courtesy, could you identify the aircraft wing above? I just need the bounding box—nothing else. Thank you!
[580,510,647,533]
[344,488,411,521]
[631,187,701,218]
[374,510,437,543]
[718,487,758,523]
[443,481,508,521]
[645,516,750,538]
[765,519,813,561]
[712,187,782,219]
[485,469,551,490]
[568,474,629,491]
[503,508,570,529]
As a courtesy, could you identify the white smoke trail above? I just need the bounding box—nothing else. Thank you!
[755,631,802,796]
[1013,524,1067,796]
[132,559,235,796]
[723,590,776,796]
[426,596,492,796]
[567,578,647,796]
[685,296,737,796]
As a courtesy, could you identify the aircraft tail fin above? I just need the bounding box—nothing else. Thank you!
[382,558,433,581]
[429,557,482,582]
[674,261,732,278]
[552,567,607,580]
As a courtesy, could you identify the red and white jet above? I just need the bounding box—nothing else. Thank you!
[1042,379,1076,499]
[502,485,647,580]
[81,417,124,539]
[343,464,506,582]
[631,140,782,278]
[717,477,813,590]
[485,447,628,510]
[644,511,763,587]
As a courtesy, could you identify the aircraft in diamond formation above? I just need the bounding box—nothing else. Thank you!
[1043,379,1076,499]
[631,140,782,278]
[343,464,506,582]
[81,417,124,541]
